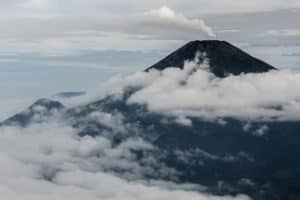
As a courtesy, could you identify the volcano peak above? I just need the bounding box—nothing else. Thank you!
[147,40,277,77]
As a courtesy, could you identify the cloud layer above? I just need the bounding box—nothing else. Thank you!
[3,0,300,15]
[0,118,249,200]
[98,60,300,122]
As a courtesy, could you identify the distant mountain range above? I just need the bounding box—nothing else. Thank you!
[2,40,299,200]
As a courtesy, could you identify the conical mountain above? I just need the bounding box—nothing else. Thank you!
[147,40,277,77]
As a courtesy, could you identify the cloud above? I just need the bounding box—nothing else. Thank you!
[57,55,300,124]
[0,118,249,200]
[243,123,269,136]
[253,125,269,136]
[3,0,300,15]
[0,4,298,68]
[142,6,216,38]
[96,59,300,122]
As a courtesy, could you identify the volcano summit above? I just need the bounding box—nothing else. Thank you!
[147,40,277,77]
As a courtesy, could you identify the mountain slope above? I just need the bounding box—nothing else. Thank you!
[1,98,64,127]
[147,40,277,77]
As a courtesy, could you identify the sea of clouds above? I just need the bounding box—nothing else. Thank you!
[0,118,249,200]
[101,59,300,122]
[1,57,300,199]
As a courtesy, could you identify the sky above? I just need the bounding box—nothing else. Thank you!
[1,0,300,119]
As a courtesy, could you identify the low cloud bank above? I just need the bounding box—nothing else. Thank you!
[96,59,300,122]
[0,120,249,200]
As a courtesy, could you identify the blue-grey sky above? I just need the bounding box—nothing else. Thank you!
[1,0,300,119]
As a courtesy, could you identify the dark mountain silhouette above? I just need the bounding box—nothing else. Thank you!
[147,40,277,77]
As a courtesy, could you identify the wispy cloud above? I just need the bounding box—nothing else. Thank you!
[142,6,216,38]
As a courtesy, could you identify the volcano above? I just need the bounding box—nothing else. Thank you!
[1,41,299,200]
[147,40,277,77]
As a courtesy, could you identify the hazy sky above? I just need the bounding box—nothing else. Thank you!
[0,0,299,55]
[1,0,300,119]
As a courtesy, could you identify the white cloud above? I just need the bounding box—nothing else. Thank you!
[142,6,216,38]
[0,120,249,200]
[243,123,269,136]
[0,4,298,61]
[174,116,193,126]
[253,125,269,136]
[102,60,300,122]
[88,111,125,131]
[52,55,300,123]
